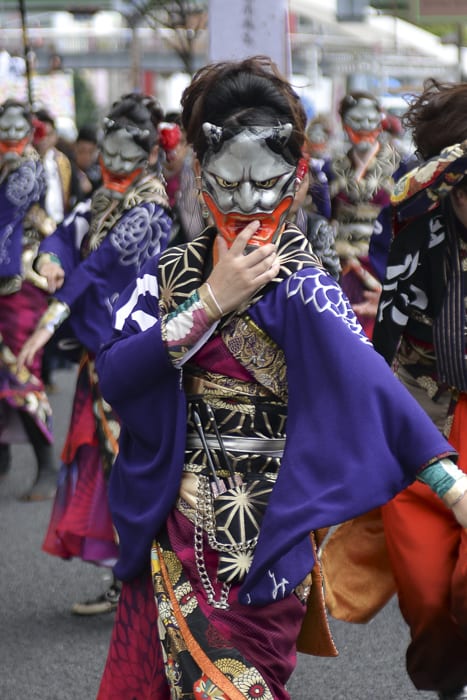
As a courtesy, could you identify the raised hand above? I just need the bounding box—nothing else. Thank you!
[207,221,281,315]
[38,261,65,294]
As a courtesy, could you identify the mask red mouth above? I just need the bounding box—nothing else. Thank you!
[203,192,293,249]
[344,124,381,146]
[99,157,143,194]
[0,136,30,156]
[309,141,327,153]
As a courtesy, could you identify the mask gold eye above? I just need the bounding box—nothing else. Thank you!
[256,177,280,189]
[214,175,239,189]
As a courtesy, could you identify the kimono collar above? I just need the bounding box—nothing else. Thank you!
[157,222,324,318]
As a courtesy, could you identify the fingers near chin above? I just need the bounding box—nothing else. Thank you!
[258,262,280,282]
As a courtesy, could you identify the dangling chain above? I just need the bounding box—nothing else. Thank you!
[194,477,231,609]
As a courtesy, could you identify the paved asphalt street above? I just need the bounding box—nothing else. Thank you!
[1,368,437,700]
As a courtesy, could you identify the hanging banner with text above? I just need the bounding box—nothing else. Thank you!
[208,0,291,76]
[0,70,75,121]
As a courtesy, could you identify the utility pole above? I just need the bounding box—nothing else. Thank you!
[18,0,33,107]
[129,18,141,90]
[457,22,464,82]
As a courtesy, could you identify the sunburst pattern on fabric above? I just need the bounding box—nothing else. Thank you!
[212,480,272,547]
[216,550,254,583]
[208,478,274,583]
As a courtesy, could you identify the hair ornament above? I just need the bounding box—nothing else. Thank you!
[202,122,224,147]
[103,117,150,140]
[270,123,293,147]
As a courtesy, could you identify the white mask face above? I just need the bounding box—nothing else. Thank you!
[307,123,328,144]
[343,98,382,152]
[343,98,381,133]
[100,128,147,174]
[202,130,296,215]
[201,127,297,247]
[0,105,30,142]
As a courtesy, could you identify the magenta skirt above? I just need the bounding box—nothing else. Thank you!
[0,282,52,443]
[42,357,118,566]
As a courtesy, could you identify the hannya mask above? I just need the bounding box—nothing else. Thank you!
[0,104,31,163]
[342,97,382,151]
[306,122,329,154]
[200,123,299,248]
[99,125,148,194]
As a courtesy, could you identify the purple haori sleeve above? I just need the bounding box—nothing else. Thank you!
[240,267,454,604]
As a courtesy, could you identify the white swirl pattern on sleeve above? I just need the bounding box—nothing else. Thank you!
[110,204,165,270]
[286,268,372,345]
[7,161,43,206]
[114,272,159,331]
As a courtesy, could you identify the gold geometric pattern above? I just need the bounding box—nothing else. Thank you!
[157,224,323,319]
[157,223,321,370]
[209,477,274,583]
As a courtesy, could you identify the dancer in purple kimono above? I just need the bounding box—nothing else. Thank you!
[0,98,58,500]
[95,58,467,700]
[18,93,172,614]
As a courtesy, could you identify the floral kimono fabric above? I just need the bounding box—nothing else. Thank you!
[151,508,306,700]
[97,511,306,700]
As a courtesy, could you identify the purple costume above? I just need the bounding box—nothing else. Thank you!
[41,177,172,565]
[97,225,453,601]
[40,188,171,353]
[0,147,53,446]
